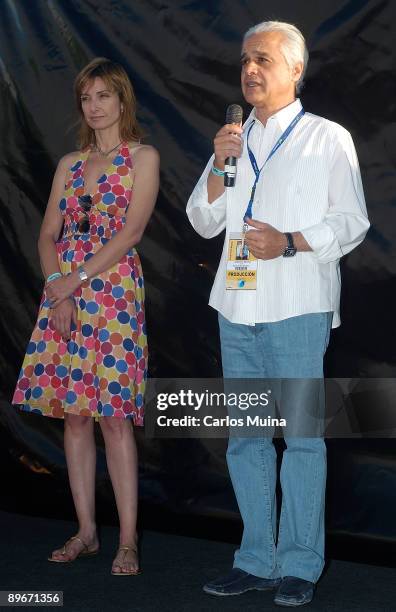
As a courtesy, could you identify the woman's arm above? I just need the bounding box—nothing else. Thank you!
[38,152,77,278]
[47,145,160,307]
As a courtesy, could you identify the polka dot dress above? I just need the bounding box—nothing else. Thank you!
[13,144,147,424]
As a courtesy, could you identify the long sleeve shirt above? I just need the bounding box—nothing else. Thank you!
[186,99,370,327]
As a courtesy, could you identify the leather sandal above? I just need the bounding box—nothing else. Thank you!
[111,545,142,576]
[48,535,99,563]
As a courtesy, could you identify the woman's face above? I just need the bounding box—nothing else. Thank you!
[80,76,122,131]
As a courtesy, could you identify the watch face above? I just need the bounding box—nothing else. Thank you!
[79,268,88,280]
[283,248,297,257]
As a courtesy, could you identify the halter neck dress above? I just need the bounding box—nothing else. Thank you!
[13,143,147,424]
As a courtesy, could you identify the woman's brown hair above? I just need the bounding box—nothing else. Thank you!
[74,57,144,149]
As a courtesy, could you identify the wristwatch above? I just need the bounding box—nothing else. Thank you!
[77,266,88,281]
[283,232,297,257]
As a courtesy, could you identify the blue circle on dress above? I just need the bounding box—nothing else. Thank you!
[26,342,36,354]
[135,393,143,408]
[112,286,124,298]
[86,301,99,315]
[82,324,93,337]
[59,198,66,211]
[91,278,104,292]
[108,381,121,395]
[117,312,130,324]
[103,403,114,416]
[70,161,82,171]
[38,317,48,330]
[79,346,88,359]
[123,338,134,351]
[34,364,45,376]
[73,177,83,188]
[71,368,83,381]
[116,360,128,373]
[130,318,138,331]
[68,341,78,355]
[99,329,110,342]
[103,355,116,368]
[121,388,131,400]
[66,391,77,404]
[113,155,124,166]
[32,387,43,399]
[102,192,116,205]
[37,341,46,353]
[97,174,107,183]
[56,365,68,377]
[25,389,32,400]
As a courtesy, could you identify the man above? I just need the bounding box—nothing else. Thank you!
[186,20,369,607]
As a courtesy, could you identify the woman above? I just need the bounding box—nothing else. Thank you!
[13,57,159,575]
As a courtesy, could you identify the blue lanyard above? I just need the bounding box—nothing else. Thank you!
[244,108,305,222]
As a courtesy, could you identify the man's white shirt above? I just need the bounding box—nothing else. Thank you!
[186,99,370,327]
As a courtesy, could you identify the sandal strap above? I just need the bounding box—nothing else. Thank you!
[61,535,88,555]
[118,545,137,553]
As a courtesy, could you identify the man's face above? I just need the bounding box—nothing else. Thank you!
[241,31,302,110]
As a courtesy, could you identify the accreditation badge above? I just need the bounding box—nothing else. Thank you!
[226,232,257,290]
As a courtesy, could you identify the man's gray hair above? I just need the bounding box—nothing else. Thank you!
[243,21,309,93]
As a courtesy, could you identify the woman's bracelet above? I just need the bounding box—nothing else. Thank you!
[211,164,225,177]
[46,272,62,283]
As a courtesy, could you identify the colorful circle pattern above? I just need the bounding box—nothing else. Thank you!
[13,144,147,424]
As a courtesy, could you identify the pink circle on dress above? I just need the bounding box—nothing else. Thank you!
[116,196,128,208]
[58,344,67,355]
[96,353,103,364]
[103,295,114,307]
[75,251,84,262]
[105,308,117,320]
[18,377,30,390]
[85,337,95,349]
[99,182,111,193]
[108,174,120,185]
[86,386,96,399]
[124,401,133,414]
[74,382,85,395]
[127,366,136,378]
[14,390,25,403]
[89,398,97,411]
[119,264,131,277]
[135,370,144,384]
[56,387,67,400]
[38,374,50,387]
[43,329,53,341]
[101,342,112,355]
[51,376,61,388]
[83,373,94,385]
[115,298,127,311]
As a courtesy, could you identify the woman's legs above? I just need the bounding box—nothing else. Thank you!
[99,417,139,573]
[51,414,99,561]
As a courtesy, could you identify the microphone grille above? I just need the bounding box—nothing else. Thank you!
[226,104,243,125]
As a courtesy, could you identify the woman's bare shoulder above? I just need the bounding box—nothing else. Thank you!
[57,150,82,171]
[129,143,159,166]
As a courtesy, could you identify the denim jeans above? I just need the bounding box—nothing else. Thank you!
[218,311,333,583]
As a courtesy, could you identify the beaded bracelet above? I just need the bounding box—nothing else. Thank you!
[211,164,225,177]
[46,272,62,283]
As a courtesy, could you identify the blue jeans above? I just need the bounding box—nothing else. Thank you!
[218,311,332,583]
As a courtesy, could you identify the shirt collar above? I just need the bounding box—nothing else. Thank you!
[245,98,302,131]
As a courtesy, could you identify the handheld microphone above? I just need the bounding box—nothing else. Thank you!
[224,104,243,187]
